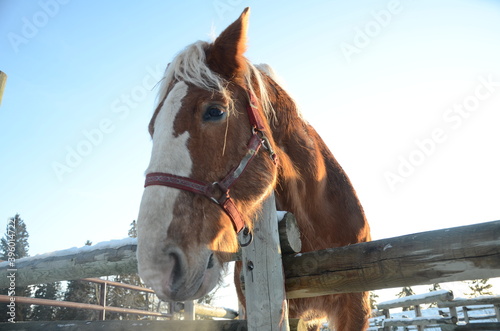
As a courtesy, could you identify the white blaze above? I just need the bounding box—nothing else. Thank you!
[137,82,192,290]
[146,81,191,175]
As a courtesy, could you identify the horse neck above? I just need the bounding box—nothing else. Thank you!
[263,78,371,250]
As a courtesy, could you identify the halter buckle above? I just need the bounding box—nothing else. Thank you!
[253,128,278,164]
[209,182,229,205]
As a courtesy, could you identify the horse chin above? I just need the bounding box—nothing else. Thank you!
[155,258,222,302]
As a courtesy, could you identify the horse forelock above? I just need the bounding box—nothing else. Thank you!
[154,40,277,124]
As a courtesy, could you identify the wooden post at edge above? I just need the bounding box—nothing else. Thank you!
[0,71,7,106]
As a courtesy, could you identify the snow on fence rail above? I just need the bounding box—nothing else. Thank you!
[0,237,138,287]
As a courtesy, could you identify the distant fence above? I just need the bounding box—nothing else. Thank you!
[369,290,500,331]
[0,277,170,319]
[0,277,238,321]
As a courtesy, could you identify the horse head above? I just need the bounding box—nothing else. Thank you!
[136,8,278,301]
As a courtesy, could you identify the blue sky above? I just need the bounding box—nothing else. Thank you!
[1,0,500,304]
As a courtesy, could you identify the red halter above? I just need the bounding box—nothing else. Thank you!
[144,90,277,243]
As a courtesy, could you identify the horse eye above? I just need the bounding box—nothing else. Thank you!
[203,105,226,122]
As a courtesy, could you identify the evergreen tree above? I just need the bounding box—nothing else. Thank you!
[465,279,493,298]
[0,214,30,259]
[396,286,415,311]
[0,214,32,322]
[369,291,379,310]
[429,283,442,292]
[29,282,62,320]
[105,274,148,320]
[427,283,442,307]
[128,220,137,238]
[56,241,99,320]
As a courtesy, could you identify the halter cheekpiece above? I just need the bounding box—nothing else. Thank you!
[144,89,277,247]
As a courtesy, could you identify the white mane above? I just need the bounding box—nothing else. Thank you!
[155,41,275,121]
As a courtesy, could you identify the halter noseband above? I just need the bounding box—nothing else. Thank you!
[144,90,277,246]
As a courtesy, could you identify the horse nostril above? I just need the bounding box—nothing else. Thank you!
[207,253,215,269]
[169,251,183,285]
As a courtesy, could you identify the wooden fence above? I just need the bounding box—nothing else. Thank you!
[369,290,500,330]
[0,277,171,320]
[1,194,499,330]
[0,277,238,321]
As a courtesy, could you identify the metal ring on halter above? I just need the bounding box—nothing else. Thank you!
[209,182,224,204]
[238,227,253,247]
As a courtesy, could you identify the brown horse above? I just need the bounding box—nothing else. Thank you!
[137,8,371,330]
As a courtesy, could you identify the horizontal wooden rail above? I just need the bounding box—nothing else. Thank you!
[0,238,138,288]
[2,220,499,301]
[284,220,500,299]
[377,289,454,310]
[383,316,457,327]
[0,295,171,317]
[437,295,500,308]
[81,278,155,293]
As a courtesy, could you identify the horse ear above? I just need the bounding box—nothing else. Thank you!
[206,7,250,80]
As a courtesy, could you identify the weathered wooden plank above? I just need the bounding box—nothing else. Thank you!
[284,220,500,299]
[191,303,238,319]
[241,193,289,331]
[383,315,457,326]
[0,238,138,288]
[278,212,301,254]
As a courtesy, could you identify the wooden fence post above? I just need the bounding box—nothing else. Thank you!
[98,281,107,320]
[415,305,423,331]
[494,304,500,321]
[241,193,289,330]
[462,306,469,323]
[184,301,195,320]
[0,71,6,106]
[382,309,390,331]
